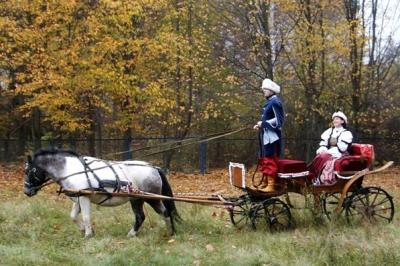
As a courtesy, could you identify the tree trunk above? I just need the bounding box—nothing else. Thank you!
[303,0,318,162]
[122,128,132,160]
[258,0,274,79]
[88,119,96,156]
[181,0,194,139]
[344,0,364,135]
[32,107,41,152]
[95,111,102,157]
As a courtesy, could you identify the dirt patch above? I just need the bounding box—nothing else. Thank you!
[0,163,25,195]
[0,163,243,199]
[1,162,399,200]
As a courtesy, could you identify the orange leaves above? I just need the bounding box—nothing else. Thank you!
[0,0,249,140]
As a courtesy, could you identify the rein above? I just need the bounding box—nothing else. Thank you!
[37,179,55,189]
[25,177,53,191]
[142,126,251,157]
[103,126,251,158]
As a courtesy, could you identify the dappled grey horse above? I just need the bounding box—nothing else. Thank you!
[23,149,179,238]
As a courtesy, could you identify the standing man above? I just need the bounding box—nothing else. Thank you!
[253,78,284,192]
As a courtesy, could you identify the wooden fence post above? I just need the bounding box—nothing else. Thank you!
[199,142,207,174]
[122,136,132,160]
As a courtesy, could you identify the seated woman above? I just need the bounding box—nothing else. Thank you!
[308,111,353,185]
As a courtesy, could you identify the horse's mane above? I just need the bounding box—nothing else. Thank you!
[33,148,81,159]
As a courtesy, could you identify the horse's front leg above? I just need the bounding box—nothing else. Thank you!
[70,201,85,233]
[79,197,94,238]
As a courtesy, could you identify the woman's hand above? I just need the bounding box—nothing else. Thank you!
[316,146,328,154]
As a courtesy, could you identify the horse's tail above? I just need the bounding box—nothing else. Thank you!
[158,168,182,223]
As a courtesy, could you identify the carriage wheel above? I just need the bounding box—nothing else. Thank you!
[229,195,254,229]
[322,192,344,220]
[345,187,394,224]
[251,198,292,232]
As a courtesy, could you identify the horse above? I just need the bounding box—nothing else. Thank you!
[23,149,179,238]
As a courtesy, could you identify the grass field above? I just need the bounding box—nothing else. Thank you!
[1,188,399,266]
[1,164,399,265]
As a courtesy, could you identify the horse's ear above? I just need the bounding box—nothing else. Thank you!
[27,155,32,164]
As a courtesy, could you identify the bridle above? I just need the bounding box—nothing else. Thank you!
[24,163,52,193]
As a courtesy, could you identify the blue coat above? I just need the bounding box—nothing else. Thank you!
[258,95,284,157]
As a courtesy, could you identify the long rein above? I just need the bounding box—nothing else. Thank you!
[104,126,251,158]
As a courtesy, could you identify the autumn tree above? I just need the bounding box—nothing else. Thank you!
[1,0,399,164]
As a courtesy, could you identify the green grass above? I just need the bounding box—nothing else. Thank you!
[1,191,399,266]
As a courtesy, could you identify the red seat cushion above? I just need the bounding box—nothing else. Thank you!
[335,143,375,172]
[349,143,375,163]
[278,159,307,173]
[334,156,369,172]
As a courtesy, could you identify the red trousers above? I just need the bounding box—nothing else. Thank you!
[258,156,278,177]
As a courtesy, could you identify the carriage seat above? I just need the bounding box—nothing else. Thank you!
[276,143,375,178]
[278,159,307,173]
[334,143,375,172]
[277,159,310,179]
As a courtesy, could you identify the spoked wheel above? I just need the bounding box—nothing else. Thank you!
[229,195,254,229]
[322,192,345,220]
[345,186,394,224]
[251,198,292,232]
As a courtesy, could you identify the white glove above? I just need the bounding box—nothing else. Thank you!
[253,121,262,130]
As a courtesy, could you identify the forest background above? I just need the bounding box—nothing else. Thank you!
[1,0,399,170]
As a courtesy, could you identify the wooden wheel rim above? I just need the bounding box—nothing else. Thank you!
[345,187,394,224]
[251,198,292,232]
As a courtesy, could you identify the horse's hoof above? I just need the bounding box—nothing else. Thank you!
[84,231,94,239]
[127,229,137,238]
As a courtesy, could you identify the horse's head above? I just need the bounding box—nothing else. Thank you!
[24,155,48,197]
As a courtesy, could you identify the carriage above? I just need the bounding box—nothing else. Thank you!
[23,143,395,237]
[226,143,395,231]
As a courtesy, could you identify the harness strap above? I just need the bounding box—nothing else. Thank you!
[79,157,94,190]
[80,157,107,193]
[78,157,132,205]
[59,163,150,180]
[103,160,122,192]
[80,158,114,205]
[58,158,149,205]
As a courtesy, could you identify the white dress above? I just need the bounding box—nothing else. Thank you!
[316,126,353,158]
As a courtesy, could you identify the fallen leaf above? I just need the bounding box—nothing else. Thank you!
[206,244,215,252]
